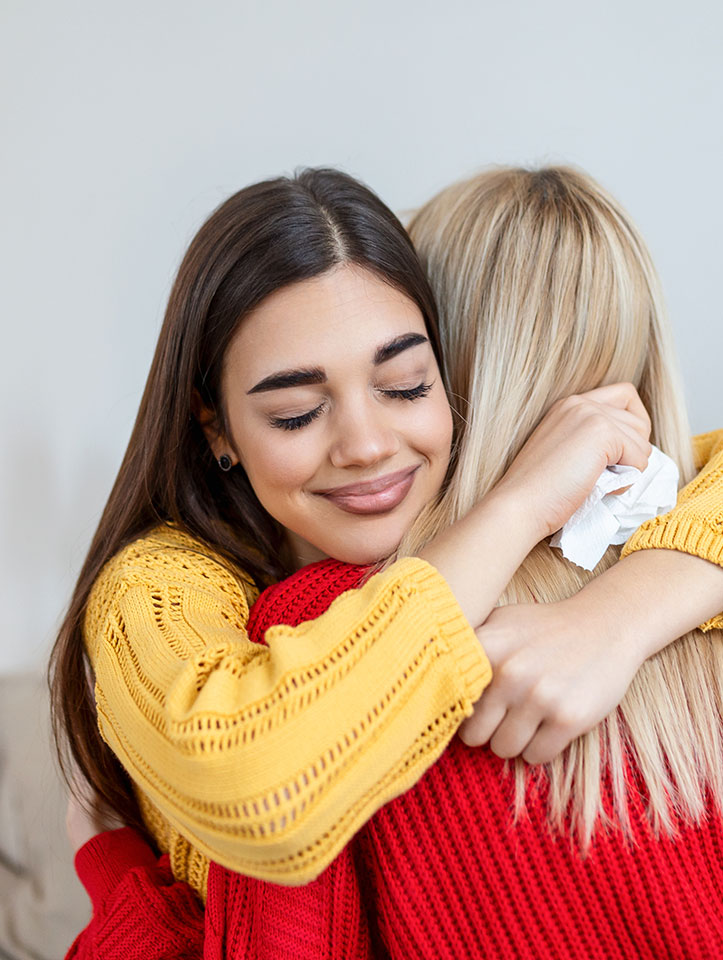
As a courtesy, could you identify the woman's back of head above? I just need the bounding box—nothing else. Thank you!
[405,166,722,842]
[409,166,693,508]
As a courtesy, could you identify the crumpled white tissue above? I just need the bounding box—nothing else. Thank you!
[549,445,679,571]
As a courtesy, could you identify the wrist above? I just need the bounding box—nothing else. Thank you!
[419,484,542,629]
[562,576,655,670]
[484,482,548,550]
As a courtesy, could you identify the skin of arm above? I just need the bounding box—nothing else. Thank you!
[85,384,650,886]
[68,420,722,950]
[462,491,723,765]
[460,427,723,762]
[421,383,652,626]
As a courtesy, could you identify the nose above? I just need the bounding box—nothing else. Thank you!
[329,397,401,469]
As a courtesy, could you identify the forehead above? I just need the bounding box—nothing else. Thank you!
[224,265,427,383]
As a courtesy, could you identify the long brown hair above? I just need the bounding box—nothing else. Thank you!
[50,168,443,830]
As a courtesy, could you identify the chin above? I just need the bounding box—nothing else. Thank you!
[324,533,404,567]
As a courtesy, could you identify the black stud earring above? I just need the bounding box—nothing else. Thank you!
[218,454,233,472]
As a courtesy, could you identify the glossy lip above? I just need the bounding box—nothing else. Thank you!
[315,465,421,516]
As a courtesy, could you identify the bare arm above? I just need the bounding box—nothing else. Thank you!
[460,427,723,764]
[421,383,652,627]
[461,550,723,763]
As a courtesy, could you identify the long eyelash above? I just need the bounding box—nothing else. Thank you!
[269,382,432,431]
[382,381,433,401]
[270,403,325,431]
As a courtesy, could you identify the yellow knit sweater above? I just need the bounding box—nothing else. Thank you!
[85,537,489,894]
[622,430,723,631]
[84,430,723,898]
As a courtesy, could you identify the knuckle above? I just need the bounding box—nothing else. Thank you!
[590,410,611,432]
[529,679,558,714]
[551,703,586,732]
[551,711,576,732]
[497,656,532,691]
[560,394,585,415]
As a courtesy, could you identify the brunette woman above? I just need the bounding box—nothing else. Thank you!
[58,168,723,958]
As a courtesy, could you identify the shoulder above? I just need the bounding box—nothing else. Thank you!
[85,525,258,645]
[692,429,723,470]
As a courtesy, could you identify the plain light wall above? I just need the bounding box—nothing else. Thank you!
[2,0,721,673]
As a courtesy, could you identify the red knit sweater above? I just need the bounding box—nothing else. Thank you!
[70,559,723,959]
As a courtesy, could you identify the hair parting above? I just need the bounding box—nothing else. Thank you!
[49,167,444,830]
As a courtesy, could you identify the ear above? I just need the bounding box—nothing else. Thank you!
[191,389,237,466]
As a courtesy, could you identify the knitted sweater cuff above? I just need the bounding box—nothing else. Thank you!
[75,827,160,913]
[407,559,493,702]
[622,517,723,631]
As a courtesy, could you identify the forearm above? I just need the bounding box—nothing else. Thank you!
[569,549,723,665]
[457,427,723,764]
[421,383,657,629]
[420,487,540,628]
[620,427,723,633]
[92,539,489,885]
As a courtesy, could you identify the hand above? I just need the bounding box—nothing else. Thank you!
[66,770,127,854]
[460,597,644,764]
[496,382,652,542]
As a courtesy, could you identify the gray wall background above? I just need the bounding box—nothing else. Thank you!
[2,0,721,673]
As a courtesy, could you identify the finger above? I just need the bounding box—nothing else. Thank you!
[609,486,632,496]
[594,402,652,442]
[473,625,509,667]
[488,705,543,760]
[521,720,577,765]
[609,426,652,472]
[580,383,651,431]
[593,412,652,471]
[554,393,652,466]
[459,695,508,748]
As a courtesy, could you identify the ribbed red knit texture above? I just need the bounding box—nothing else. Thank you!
[201,561,375,960]
[68,830,204,959]
[71,560,723,958]
[236,558,723,959]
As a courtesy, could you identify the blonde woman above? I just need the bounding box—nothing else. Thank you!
[408,167,723,790]
[66,168,723,959]
[348,165,723,957]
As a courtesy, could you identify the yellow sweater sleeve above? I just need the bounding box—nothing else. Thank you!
[84,525,490,888]
[622,429,723,631]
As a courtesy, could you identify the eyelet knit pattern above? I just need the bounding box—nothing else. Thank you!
[214,551,723,959]
[623,429,723,631]
[84,526,490,899]
[70,430,723,958]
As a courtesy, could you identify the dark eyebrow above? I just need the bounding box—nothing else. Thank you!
[247,367,326,395]
[374,333,429,365]
[247,333,429,395]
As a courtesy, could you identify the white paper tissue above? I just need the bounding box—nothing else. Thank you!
[549,445,679,571]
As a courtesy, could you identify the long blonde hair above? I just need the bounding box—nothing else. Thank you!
[405,166,723,842]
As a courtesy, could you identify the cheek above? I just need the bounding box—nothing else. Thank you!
[416,393,454,466]
[238,429,318,509]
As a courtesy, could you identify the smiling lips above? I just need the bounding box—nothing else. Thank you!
[317,466,421,515]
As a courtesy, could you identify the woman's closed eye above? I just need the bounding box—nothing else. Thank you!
[268,381,434,432]
[269,402,326,432]
[379,381,433,401]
